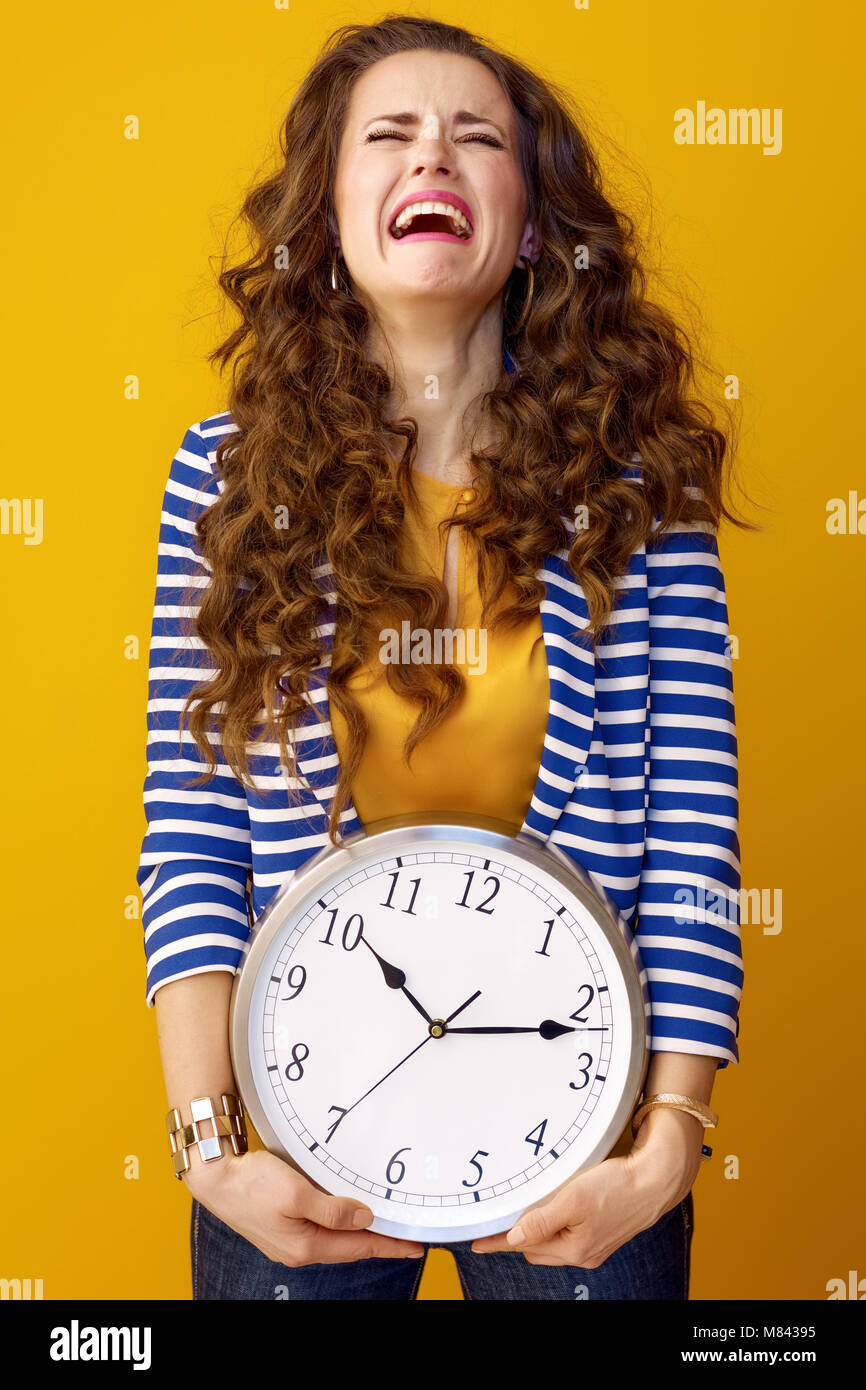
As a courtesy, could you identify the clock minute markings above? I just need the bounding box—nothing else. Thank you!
[259,849,632,1217]
[456,868,500,914]
[381,870,421,914]
[535,906,574,956]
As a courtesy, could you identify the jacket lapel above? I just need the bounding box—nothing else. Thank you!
[291,519,596,844]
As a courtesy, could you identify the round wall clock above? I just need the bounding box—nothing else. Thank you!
[229,813,650,1243]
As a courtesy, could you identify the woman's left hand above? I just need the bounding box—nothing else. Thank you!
[469,1108,704,1266]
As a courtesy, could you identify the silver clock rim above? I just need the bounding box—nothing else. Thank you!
[229,812,650,1243]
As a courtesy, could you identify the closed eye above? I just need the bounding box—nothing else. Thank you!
[365,128,503,148]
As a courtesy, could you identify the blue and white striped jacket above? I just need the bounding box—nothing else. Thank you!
[135,412,742,1067]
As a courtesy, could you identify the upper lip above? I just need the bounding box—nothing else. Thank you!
[387,187,474,235]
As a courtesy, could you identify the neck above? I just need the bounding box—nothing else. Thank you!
[362,300,506,485]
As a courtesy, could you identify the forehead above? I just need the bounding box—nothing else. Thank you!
[342,49,513,128]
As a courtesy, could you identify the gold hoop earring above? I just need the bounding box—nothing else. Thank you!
[330,252,343,293]
[510,256,534,334]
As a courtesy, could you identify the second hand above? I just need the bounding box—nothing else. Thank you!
[325,987,483,1140]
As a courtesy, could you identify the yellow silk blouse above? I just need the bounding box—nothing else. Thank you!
[330,468,550,831]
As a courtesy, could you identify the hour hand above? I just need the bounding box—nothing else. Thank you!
[361,937,433,1024]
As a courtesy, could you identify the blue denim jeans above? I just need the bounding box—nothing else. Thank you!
[190,1189,693,1300]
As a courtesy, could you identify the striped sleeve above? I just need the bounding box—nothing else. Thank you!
[635,513,742,1067]
[134,423,252,1008]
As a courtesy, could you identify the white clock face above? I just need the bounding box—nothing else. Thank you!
[234,828,647,1242]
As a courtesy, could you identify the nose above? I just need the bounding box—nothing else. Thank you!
[410,159,451,178]
[410,120,452,179]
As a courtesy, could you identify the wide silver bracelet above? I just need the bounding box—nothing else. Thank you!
[166,1093,248,1180]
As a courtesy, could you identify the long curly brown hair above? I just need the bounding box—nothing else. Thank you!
[177,13,753,847]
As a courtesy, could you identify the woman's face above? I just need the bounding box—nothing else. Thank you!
[332,50,539,324]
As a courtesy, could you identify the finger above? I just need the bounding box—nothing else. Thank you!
[303,1230,426,1263]
[470,1218,561,1254]
[521,1228,607,1267]
[471,1221,558,1254]
[470,1234,569,1262]
[504,1193,588,1249]
[470,1235,514,1253]
[292,1186,378,1233]
[471,1203,584,1255]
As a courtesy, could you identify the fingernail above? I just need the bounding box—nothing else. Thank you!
[353,1208,373,1228]
[507,1225,525,1244]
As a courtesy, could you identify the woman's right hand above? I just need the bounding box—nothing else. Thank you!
[185,1147,427,1267]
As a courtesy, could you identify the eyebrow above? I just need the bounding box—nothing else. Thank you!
[362,109,507,140]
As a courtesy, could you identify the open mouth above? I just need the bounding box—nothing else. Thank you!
[389,199,474,241]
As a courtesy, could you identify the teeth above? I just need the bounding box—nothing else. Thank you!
[391,201,473,237]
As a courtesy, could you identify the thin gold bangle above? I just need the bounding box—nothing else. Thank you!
[631,1093,718,1161]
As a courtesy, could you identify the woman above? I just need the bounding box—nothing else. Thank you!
[137,15,747,1300]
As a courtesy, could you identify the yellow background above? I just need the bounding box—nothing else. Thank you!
[1,0,863,1300]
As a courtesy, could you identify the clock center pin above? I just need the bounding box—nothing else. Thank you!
[429,1018,448,1039]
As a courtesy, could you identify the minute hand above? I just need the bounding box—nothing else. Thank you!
[446,1020,609,1040]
